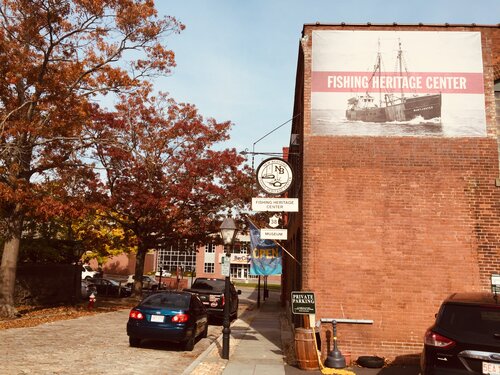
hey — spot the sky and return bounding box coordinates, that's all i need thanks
[149,0,499,168]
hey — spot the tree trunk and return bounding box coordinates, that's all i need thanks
[132,242,147,297]
[0,216,23,318]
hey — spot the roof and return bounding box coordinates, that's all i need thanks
[302,22,500,30]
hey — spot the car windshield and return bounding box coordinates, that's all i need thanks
[191,279,225,292]
[141,293,190,309]
[438,303,500,344]
[107,279,120,286]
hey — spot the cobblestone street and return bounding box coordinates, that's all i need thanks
[0,308,222,375]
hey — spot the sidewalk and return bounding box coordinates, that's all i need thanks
[183,289,284,375]
[184,288,420,375]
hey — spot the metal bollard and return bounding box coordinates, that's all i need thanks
[324,320,346,369]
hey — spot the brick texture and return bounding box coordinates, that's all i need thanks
[285,24,500,361]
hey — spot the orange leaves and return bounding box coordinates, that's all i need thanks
[74,0,106,16]
[0,0,183,189]
[135,44,176,73]
[115,0,155,28]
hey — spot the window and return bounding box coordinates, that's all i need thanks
[142,293,190,309]
[191,278,225,292]
[204,244,215,253]
[438,304,500,342]
[232,242,249,254]
[204,263,214,273]
[156,245,196,273]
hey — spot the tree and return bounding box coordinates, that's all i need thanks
[91,88,254,295]
[0,0,183,317]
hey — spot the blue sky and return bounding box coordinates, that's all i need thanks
[152,0,499,167]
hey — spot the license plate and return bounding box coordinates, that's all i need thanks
[483,361,500,375]
[150,314,164,323]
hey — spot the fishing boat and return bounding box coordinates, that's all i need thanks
[346,39,441,123]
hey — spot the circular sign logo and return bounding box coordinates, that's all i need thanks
[256,158,293,195]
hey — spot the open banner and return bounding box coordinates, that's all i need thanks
[248,221,282,276]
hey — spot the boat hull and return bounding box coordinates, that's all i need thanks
[403,94,441,121]
[346,94,441,123]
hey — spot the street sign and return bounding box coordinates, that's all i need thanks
[268,214,280,228]
[251,197,299,212]
[260,228,287,240]
[492,274,500,286]
[221,255,230,277]
[492,274,500,293]
[291,291,316,315]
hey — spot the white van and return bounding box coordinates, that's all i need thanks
[81,264,99,280]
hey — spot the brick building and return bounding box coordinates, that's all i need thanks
[194,235,281,285]
[92,234,282,285]
[284,23,500,361]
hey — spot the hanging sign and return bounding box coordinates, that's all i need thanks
[248,221,282,276]
[256,158,293,195]
[261,228,287,240]
[252,197,299,212]
[268,214,280,228]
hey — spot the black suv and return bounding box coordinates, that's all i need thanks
[420,292,500,375]
[185,278,241,321]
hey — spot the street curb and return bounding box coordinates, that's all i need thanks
[181,332,225,375]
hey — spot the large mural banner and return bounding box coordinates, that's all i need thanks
[311,31,486,137]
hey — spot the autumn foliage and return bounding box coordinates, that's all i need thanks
[0,1,251,316]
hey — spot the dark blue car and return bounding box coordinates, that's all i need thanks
[127,291,208,351]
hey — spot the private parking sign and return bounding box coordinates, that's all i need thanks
[291,291,316,315]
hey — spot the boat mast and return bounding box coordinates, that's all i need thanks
[367,38,383,106]
[377,38,382,107]
[397,38,404,100]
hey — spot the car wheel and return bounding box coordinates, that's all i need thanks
[201,324,208,339]
[357,356,385,368]
[183,336,195,351]
[129,337,141,347]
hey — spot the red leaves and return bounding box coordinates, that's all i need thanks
[93,89,252,248]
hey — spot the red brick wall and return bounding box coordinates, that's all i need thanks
[287,24,500,361]
[97,252,156,276]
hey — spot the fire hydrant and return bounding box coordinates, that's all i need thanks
[88,292,96,309]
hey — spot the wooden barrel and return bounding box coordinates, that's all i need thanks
[294,327,320,370]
